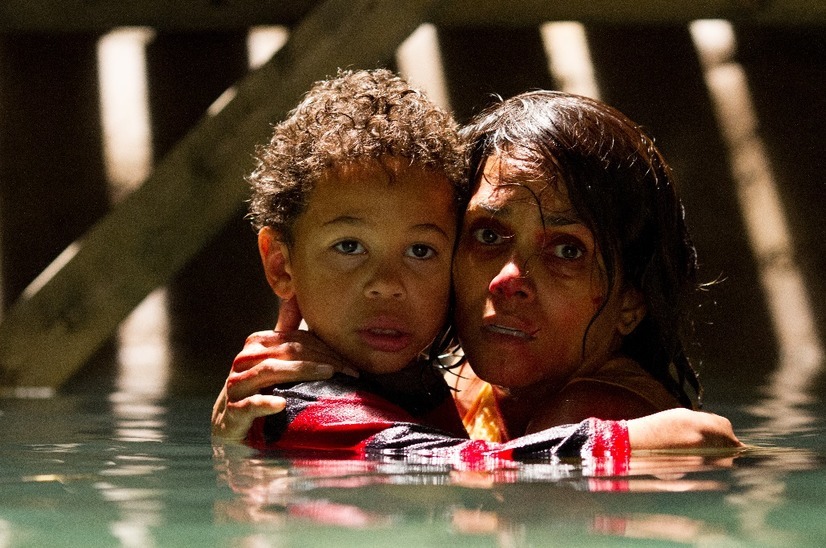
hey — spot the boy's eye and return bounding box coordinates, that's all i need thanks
[472,227,506,245]
[551,242,584,260]
[333,240,365,255]
[406,244,436,260]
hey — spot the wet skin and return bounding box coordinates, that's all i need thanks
[261,158,457,376]
[453,154,643,397]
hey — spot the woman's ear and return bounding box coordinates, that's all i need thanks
[617,287,646,336]
[258,227,295,300]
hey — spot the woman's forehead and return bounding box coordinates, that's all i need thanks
[474,154,574,216]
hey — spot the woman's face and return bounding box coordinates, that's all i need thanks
[452,154,640,390]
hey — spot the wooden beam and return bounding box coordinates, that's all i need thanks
[0,0,437,389]
[431,0,826,27]
[0,1,316,32]
[1,0,825,31]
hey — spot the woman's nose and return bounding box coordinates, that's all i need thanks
[489,260,534,300]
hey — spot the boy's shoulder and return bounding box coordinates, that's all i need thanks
[272,372,451,419]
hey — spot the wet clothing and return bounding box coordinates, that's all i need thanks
[571,356,682,410]
[450,362,510,443]
[451,358,680,443]
[247,373,630,469]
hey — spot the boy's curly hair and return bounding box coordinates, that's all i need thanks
[248,69,467,242]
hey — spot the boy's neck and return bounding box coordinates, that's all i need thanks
[360,361,449,416]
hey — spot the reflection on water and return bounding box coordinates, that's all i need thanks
[1,393,824,546]
[210,440,823,545]
[213,448,735,531]
[208,411,825,546]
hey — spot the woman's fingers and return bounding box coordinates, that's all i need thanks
[225,358,334,402]
[212,392,287,441]
[232,329,350,384]
[216,308,354,440]
[233,339,339,371]
[274,297,303,332]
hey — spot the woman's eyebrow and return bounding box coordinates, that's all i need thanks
[542,213,581,227]
[475,201,581,227]
[476,202,505,216]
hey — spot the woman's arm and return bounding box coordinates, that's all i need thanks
[627,408,743,450]
[214,304,742,452]
[250,374,633,469]
[211,299,339,440]
[526,379,664,433]
[527,381,742,451]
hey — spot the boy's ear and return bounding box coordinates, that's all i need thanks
[258,227,295,300]
[616,287,646,336]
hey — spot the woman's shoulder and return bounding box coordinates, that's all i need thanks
[525,358,682,432]
[564,357,681,414]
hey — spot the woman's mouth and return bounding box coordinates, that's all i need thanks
[485,323,536,341]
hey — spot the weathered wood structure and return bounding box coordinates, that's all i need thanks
[0,1,824,396]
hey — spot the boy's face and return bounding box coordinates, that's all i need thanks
[269,158,456,375]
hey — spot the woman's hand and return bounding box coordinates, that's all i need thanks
[211,298,344,441]
[626,408,745,451]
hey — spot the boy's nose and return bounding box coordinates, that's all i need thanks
[489,260,534,300]
[365,264,406,300]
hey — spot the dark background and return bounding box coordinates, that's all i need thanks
[0,3,823,409]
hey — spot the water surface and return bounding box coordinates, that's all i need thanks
[1,388,824,547]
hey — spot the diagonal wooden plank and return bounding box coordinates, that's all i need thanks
[0,0,437,389]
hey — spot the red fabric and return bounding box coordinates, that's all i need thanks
[247,416,266,448]
[582,417,631,477]
[275,391,412,453]
[248,376,631,470]
[587,417,631,460]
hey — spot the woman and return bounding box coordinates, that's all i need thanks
[450,90,703,441]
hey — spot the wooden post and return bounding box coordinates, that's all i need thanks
[0,0,437,389]
[142,31,275,383]
[3,1,826,29]
[0,33,109,308]
[587,25,780,386]
[437,26,554,123]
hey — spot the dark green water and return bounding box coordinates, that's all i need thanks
[1,388,824,547]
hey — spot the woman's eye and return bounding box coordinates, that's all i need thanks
[333,240,365,255]
[472,227,505,245]
[552,243,584,260]
[406,244,436,260]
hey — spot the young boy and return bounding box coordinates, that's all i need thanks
[245,68,472,450]
[214,69,739,464]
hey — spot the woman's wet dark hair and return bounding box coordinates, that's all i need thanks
[460,90,702,408]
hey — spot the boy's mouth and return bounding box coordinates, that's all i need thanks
[357,328,412,353]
